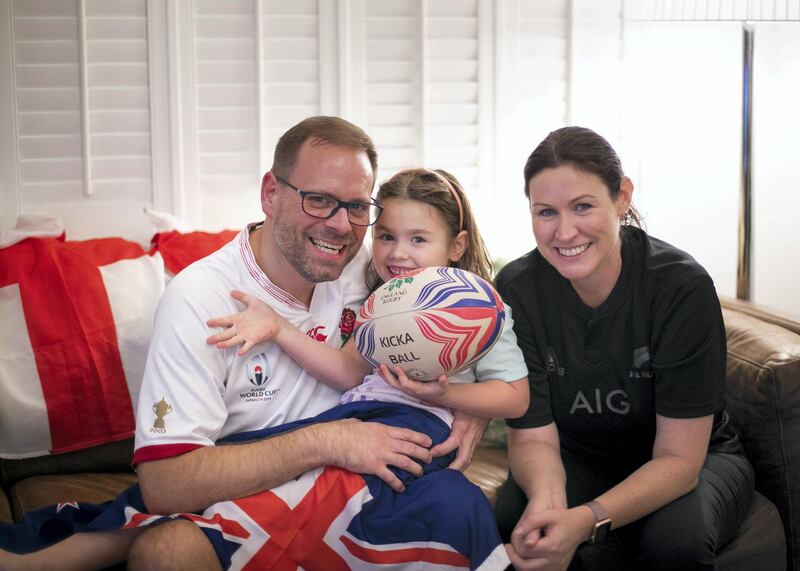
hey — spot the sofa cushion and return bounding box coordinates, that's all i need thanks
[716,491,786,570]
[10,472,138,521]
[0,438,134,486]
[150,230,238,276]
[722,306,800,571]
[464,447,509,506]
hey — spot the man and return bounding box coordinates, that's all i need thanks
[127,117,487,569]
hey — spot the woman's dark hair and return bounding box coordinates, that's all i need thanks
[523,126,642,228]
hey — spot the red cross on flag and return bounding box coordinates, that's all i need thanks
[0,234,164,458]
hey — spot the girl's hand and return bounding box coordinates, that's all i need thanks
[377,364,449,403]
[431,410,489,470]
[206,290,284,355]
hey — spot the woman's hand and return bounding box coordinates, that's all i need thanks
[377,364,449,403]
[507,505,594,570]
[509,495,557,556]
[206,290,285,355]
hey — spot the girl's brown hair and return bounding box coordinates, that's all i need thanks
[366,168,493,289]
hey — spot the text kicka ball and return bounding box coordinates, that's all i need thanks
[354,266,505,381]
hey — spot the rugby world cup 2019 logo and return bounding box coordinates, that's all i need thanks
[248,353,270,386]
[240,352,281,403]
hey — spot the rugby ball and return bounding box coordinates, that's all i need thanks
[354,266,505,381]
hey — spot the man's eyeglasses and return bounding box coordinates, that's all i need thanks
[275,175,383,227]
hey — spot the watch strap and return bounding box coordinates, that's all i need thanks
[585,500,610,522]
[584,500,612,544]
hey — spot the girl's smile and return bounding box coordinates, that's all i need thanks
[371,198,466,284]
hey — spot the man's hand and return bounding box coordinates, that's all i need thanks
[322,419,434,492]
[206,290,285,355]
[431,410,489,471]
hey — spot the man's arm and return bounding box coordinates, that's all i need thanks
[139,418,435,514]
[137,266,433,513]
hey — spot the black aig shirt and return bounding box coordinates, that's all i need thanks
[497,228,739,476]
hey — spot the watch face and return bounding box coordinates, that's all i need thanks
[591,518,612,544]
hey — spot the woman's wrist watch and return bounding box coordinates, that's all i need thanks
[584,500,612,544]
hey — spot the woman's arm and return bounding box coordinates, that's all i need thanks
[207,290,370,390]
[377,364,529,419]
[505,423,579,567]
[508,424,567,513]
[588,414,712,528]
[507,415,713,571]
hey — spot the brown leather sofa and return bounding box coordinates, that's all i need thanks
[2,298,799,570]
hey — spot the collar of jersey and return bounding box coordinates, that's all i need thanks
[239,222,306,310]
[557,239,633,320]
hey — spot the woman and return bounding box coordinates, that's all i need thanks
[494,126,753,570]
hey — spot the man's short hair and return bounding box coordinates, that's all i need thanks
[272,116,378,188]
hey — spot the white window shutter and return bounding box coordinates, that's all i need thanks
[84,0,151,198]
[359,0,486,199]
[363,0,422,178]
[192,0,321,230]
[260,0,320,166]
[425,0,481,195]
[193,0,259,229]
[12,0,152,241]
[14,0,84,198]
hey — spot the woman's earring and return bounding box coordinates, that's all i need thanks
[620,209,632,226]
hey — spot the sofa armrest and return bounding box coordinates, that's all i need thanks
[722,306,800,570]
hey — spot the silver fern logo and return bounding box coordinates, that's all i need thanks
[630,346,653,378]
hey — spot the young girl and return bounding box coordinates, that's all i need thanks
[0,168,528,571]
[207,167,529,438]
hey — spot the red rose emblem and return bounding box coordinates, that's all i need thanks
[339,307,356,342]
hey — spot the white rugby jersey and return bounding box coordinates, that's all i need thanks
[133,223,370,465]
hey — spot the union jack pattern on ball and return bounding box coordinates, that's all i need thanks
[355,267,505,381]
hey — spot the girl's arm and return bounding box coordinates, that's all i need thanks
[377,364,529,419]
[207,290,371,390]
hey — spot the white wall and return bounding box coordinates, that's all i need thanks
[750,23,800,315]
[621,21,742,300]
[621,15,800,316]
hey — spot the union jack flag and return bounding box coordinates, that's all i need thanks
[0,402,509,570]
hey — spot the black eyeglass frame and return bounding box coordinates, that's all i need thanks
[274,174,383,227]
